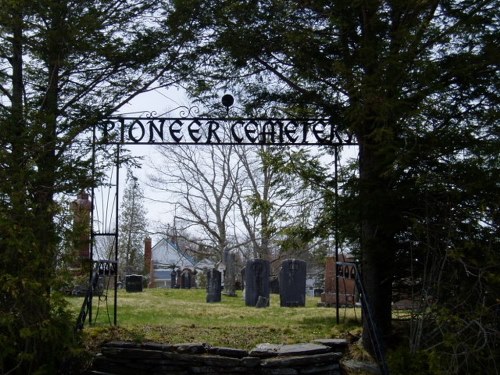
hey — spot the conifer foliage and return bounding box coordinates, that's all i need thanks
[0,0,189,372]
[118,172,148,280]
[169,0,499,371]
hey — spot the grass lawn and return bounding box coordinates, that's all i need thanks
[67,288,363,351]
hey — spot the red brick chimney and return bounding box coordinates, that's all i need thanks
[144,237,153,287]
[72,191,92,260]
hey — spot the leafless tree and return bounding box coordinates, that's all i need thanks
[148,143,241,259]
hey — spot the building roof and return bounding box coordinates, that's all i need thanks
[152,238,195,270]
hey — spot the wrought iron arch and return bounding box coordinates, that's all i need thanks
[81,99,358,329]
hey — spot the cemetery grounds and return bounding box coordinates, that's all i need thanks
[66,288,362,352]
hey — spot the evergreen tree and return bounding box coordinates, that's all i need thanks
[118,173,148,280]
[0,0,192,372]
[170,0,499,366]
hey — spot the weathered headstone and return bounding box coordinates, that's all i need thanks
[170,270,177,288]
[223,250,237,296]
[180,268,194,289]
[176,269,182,288]
[245,259,270,307]
[125,274,143,292]
[206,268,222,303]
[320,254,357,306]
[279,259,306,307]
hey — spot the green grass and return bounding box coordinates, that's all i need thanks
[67,288,362,351]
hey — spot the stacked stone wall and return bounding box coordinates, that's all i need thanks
[87,339,348,375]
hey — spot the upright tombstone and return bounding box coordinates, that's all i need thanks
[125,274,143,292]
[223,250,237,296]
[206,268,222,303]
[180,269,193,289]
[176,269,182,288]
[320,254,357,306]
[245,259,270,307]
[170,270,177,288]
[279,259,307,307]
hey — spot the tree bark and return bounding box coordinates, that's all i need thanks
[358,129,397,354]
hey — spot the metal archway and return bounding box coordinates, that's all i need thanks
[80,98,358,329]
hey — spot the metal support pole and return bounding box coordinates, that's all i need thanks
[89,124,97,326]
[334,146,340,324]
[114,145,120,326]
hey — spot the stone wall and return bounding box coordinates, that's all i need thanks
[86,339,348,375]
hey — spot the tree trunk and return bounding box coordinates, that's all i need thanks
[358,131,397,355]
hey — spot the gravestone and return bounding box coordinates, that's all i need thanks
[176,269,182,288]
[245,259,270,307]
[170,270,177,288]
[320,254,357,306]
[279,259,306,307]
[180,269,194,289]
[125,274,143,292]
[223,250,237,296]
[206,268,222,303]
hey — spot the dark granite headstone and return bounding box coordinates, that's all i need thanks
[245,259,270,307]
[170,270,177,288]
[176,269,182,289]
[125,274,143,292]
[180,269,193,289]
[223,250,237,296]
[279,259,306,307]
[206,268,222,303]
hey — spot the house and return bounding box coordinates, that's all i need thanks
[145,238,196,288]
[143,238,219,288]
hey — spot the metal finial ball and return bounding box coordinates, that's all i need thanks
[221,94,234,108]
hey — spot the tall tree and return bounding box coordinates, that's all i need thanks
[234,145,328,266]
[118,172,148,280]
[171,0,499,360]
[148,143,240,260]
[0,0,192,372]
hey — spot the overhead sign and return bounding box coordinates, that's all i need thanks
[99,117,357,146]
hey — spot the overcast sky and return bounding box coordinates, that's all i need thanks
[91,86,358,244]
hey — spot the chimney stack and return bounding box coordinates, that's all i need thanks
[144,237,153,286]
[72,191,92,260]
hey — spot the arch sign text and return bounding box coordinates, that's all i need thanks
[100,117,356,146]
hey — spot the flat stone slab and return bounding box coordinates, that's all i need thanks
[172,343,209,354]
[312,339,348,351]
[208,346,248,358]
[261,352,341,367]
[250,343,331,358]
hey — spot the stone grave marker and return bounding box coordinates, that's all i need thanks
[125,274,143,292]
[245,259,270,307]
[180,268,193,289]
[279,259,306,307]
[206,268,222,303]
[223,250,237,296]
[170,269,177,288]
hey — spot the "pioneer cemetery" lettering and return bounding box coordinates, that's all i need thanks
[100,117,356,146]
